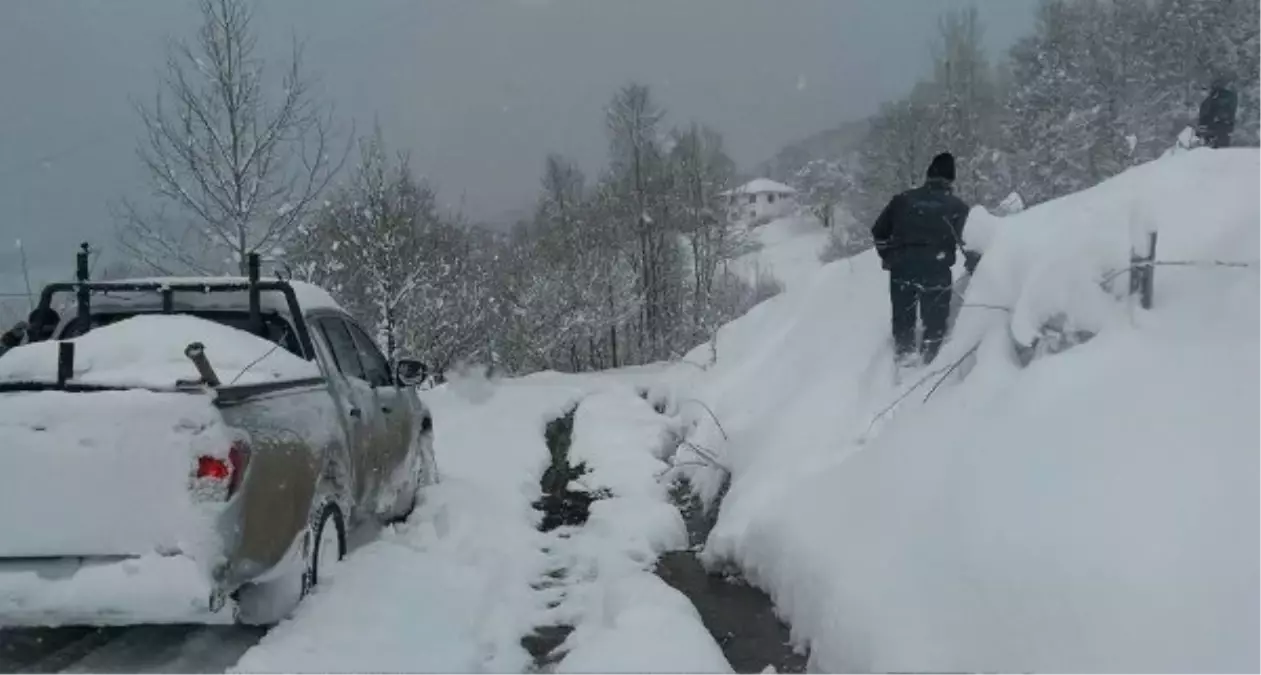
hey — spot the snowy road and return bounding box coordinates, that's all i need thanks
[0,625,263,673]
[0,376,728,674]
[0,523,386,673]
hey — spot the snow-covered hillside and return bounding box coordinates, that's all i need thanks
[729,215,830,291]
[661,148,1259,672]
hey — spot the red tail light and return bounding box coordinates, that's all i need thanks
[197,456,230,480]
[193,441,250,499]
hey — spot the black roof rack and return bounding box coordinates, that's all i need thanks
[29,249,316,361]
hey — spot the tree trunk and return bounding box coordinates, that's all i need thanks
[386,306,396,361]
[609,323,619,369]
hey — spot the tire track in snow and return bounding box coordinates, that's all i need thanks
[0,626,121,673]
[655,552,807,674]
[0,522,387,672]
[0,625,263,674]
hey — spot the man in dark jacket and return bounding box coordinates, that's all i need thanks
[871,152,970,365]
[1197,77,1237,149]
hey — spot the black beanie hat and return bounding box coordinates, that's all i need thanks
[927,152,956,182]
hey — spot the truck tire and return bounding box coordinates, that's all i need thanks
[235,500,344,625]
[401,429,439,520]
[307,501,346,589]
[233,526,315,626]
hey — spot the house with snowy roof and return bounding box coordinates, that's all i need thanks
[721,178,798,224]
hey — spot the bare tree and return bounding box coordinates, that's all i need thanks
[853,97,938,225]
[399,218,503,374]
[670,123,743,344]
[927,7,996,204]
[95,259,146,281]
[118,0,347,275]
[793,157,854,229]
[295,124,430,358]
[606,82,670,359]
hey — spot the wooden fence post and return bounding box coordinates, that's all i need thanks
[1130,231,1158,309]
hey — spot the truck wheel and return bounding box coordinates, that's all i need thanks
[233,530,311,626]
[393,431,438,522]
[307,501,346,589]
[233,502,346,626]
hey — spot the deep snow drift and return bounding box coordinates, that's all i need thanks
[661,148,1259,672]
[232,372,728,673]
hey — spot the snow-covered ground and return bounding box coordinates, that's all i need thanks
[4,150,1253,673]
[729,214,830,291]
[650,148,1259,672]
[232,371,729,673]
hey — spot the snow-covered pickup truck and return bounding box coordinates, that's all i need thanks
[0,257,436,626]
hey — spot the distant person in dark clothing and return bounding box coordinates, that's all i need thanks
[1197,76,1238,149]
[24,307,60,343]
[871,152,970,366]
[0,307,61,358]
[0,321,26,357]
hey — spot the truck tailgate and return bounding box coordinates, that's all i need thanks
[0,389,231,559]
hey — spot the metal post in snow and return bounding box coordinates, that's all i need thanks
[57,341,74,388]
[75,243,90,330]
[247,253,262,337]
[1142,231,1157,309]
[1130,231,1158,310]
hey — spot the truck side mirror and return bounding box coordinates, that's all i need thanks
[395,359,428,386]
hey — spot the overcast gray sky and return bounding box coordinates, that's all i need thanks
[0,0,1037,296]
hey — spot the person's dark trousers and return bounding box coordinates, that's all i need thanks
[889,262,953,363]
[1210,131,1232,148]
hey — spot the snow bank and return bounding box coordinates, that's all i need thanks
[0,314,319,388]
[671,251,890,508]
[660,149,1258,672]
[234,375,726,672]
[951,148,1259,355]
[543,389,729,673]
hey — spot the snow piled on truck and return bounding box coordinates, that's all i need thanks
[661,148,1258,672]
[0,314,319,388]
